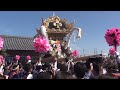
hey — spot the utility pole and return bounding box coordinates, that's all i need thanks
[83,49,85,56]
[94,48,95,55]
[94,48,97,55]
[101,50,103,55]
[95,48,97,55]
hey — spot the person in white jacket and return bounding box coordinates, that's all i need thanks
[0,55,5,76]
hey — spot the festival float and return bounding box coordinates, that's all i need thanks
[34,14,82,63]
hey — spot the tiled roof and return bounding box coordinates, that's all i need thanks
[0,35,35,50]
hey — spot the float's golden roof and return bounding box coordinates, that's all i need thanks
[43,15,74,34]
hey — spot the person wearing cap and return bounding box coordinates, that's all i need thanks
[0,55,5,76]
[3,64,11,79]
[114,51,120,72]
[36,57,42,66]
[115,52,120,63]
[9,65,20,79]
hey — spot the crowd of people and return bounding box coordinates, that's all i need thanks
[0,51,120,79]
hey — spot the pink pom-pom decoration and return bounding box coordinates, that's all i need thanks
[0,37,4,50]
[33,36,51,53]
[71,50,79,57]
[15,55,20,60]
[26,55,31,60]
[109,47,116,55]
[105,28,120,47]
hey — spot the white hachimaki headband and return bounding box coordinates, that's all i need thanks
[116,52,119,56]
[12,65,19,71]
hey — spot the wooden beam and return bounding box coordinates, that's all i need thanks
[41,56,90,63]
[41,56,65,63]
